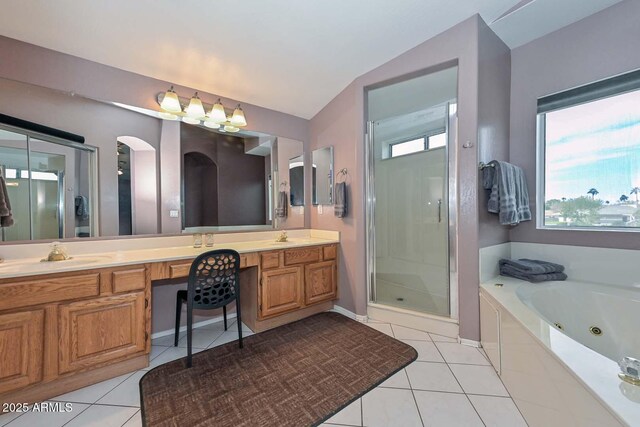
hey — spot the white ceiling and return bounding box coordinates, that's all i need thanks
[0,0,622,119]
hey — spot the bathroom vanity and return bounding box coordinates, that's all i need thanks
[0,230,339,404]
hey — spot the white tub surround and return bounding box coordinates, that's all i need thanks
[0,229,339,279]
[479,242,640,427]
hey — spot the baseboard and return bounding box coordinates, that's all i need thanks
[150,312,238,339]
[332,304,368,322]
[367,303,459,338]
[459,337,481,348]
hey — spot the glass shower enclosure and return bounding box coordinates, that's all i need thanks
[366,66,458,319]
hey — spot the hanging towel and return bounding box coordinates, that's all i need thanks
[75,195,90,220]
[0,170,14,228]
[499,258,565,274]
[482,160,531,226]
[334,182,347,218]
[275,191,288,218]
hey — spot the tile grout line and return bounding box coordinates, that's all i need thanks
[120,409,140,427]
[431,336,488,426]
[409,389,426,427]
[60,402,93,427]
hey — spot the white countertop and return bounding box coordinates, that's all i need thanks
[0,229,339,279]
[481,277,640,426]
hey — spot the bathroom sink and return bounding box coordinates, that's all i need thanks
[0,255,114,274]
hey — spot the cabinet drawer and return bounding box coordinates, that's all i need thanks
[261,252,281,270]
[112,268,146,293]
[322,245,337,261]
[241,253,259,268]
[169,262,193,279]
[0,273,100,310]
[284,247,320,266]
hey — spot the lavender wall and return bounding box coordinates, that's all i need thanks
[509,0,640,249]
[477,19,512,248]
[310,16,488,340]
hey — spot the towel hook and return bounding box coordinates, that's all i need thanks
[335,168,348,183]
[279,180,289,189]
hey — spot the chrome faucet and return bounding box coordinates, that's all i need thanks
[619,357,640,386]
[46,242,70,262]
[275,230,288,243]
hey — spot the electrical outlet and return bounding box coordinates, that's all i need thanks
[318,205,323,214]
[169,210,179,218]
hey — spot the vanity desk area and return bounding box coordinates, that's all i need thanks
[0,229,339,404]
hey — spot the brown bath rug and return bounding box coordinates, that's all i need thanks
[139,312,417,427]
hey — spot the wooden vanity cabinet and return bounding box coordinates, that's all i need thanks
[255,245,338,324]
[0,265,151,404]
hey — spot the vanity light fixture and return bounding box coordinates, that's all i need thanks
[157,90,248,132]
[230,104,247,127]
[160,86,182,113]
[185,92,206,119]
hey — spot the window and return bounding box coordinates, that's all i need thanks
[390,137,425,157]
[428,132,446,149]
[537,70,640,230]
[389,131,447,158]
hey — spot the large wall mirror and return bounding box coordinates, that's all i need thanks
[0,77,305,243]
[312,146,334,205]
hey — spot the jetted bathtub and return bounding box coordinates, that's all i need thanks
[480,278,640,427]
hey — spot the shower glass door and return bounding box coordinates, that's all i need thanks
[368,104,451,316]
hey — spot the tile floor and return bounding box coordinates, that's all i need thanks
[0,317,527,427]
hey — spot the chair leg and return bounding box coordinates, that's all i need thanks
[187,299,193,368]
[236,296,243,349]
[223,305,227,331]
[174,293,182,347]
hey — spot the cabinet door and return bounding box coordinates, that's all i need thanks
[260,267,303,319]
[0,309,44,394]
[59,292,146,374]
[305,261,337,305]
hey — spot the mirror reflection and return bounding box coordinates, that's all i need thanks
[0,77,306,243]
[312,146,334,205]
[181,125,276,230]
[0,127,96,242]
[289,155,304,207]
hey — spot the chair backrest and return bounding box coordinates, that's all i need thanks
[187,249,241,310]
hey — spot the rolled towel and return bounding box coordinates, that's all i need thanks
[499,258,564,274]
[500,264,567,283]
[275,191,288,218]
[334,182,347,218]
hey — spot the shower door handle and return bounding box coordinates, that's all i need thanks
[437,199,442,223]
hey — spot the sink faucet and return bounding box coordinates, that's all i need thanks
[46,242,70,262]
[275,230,288,243]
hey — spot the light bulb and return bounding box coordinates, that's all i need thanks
[224,125,240,133]
[203,121,219,129]
[160,86,182,113]
[185,92,206,119]
[208,98,227,124]
[230,104,247,127]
